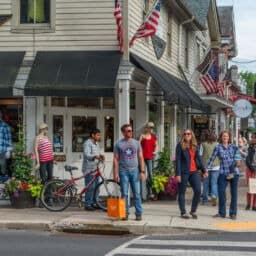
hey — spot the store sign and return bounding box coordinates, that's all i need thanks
[232,99,253,118]
[151,35,166,60]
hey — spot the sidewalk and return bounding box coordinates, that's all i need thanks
[0,186,255,235]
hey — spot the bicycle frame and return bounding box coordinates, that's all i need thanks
[55,167,103,199]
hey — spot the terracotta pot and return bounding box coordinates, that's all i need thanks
[10,190,35,209]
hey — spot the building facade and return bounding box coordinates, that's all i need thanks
[0,0,237,179]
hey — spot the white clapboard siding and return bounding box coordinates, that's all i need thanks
[129,0,182,80]
[0,0,119,53]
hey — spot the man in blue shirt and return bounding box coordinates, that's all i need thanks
[113,124,145,221]
[0,110,12,175]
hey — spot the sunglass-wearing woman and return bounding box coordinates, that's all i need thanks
[175,129,208,219]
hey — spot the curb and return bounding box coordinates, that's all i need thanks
[0,221,52,231]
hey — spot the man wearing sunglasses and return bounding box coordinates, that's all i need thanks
[113,124,145,221]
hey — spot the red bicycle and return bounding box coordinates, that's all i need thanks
[40,162,120,212]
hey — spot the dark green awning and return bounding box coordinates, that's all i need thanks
[25,51,121,97]
[131,54,209,112]
[0,52,25,97]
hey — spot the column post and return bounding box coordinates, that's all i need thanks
[116,61,134,139]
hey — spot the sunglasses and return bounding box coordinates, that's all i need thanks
[184,132,191,135]
[126,129,133,133]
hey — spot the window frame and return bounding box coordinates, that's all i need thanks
[11,0,56,33]
[167,14,172,58]
[184,28,190,69]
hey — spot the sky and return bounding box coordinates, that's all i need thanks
[217,0,256,72]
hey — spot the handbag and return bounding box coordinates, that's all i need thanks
[249,172,256,194]
[107,197,126,219]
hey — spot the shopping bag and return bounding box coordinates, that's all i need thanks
[107,197,126,219]
[248,178,256,194]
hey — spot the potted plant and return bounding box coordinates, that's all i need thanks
[5,127,42,208]
[152,147,177,200]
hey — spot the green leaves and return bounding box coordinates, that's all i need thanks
[152,175,168,194]
[153,147,174,176]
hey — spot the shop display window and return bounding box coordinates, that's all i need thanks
[104,116,114,152]
[53,115,64,152]
[0,100,23,143]
[72,116,96,152]
[68,97,100,108]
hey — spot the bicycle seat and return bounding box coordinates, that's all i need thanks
[64,165,78,172]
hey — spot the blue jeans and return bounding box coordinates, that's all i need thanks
[84,174,99,207]
[202,171,219,202]
[39,161,53,184]
[218,174,239,217]
[140,159,153,198]
[178,172,201,215]
[119,170,143,216]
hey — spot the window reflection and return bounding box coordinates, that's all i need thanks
[104,116,114,152]
[72,116,96,152]
[53,115,64,152]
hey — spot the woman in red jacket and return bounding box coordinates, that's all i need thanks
[175,129,208,219]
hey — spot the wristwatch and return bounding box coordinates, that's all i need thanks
[140,170,145,173]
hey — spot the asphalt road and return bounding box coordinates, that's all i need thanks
[1,230,256,256]
[0,230,132,256]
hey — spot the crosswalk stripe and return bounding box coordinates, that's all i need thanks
[105,236,256,256]
[133,239,256,247]
[111,248,256,256]
[105,235,146,256]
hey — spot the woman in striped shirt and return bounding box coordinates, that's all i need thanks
[34,123,54,183]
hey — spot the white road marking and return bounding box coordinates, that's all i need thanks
[105,236,256,256]
[105,235,146,256]
[133,239,256,247]
[109,248,256,256]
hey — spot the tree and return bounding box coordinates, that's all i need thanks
[240,71,256,96]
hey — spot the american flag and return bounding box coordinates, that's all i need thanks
[114,0,124,53]
[197,50,212,74]
[217,82,225,97]
[129,0,161,47]
[199,60,218,94]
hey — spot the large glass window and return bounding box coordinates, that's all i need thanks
[72,116,97,152]
[20,0,50,24]
[104,116,114,152]
[53,115,64,153]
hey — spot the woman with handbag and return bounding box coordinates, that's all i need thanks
[175,129,208,219]
[245,133,256,211]
[207,130,241,219]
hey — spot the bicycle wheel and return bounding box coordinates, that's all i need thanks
[94,179,121,211]
[40,179,73,211]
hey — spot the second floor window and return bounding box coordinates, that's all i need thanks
[167,15,172,58]
[20,0,50,24]
[184,29,189,69]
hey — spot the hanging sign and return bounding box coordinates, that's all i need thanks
[232,99,253,118]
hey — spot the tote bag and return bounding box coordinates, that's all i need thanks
[248,178,256,194]
[107,197,126,219]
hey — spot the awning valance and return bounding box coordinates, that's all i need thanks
[25,51,121,97]
[131,54,209,111]
[0,52,25,97]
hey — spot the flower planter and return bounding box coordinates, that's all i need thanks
[10,191,35,209]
